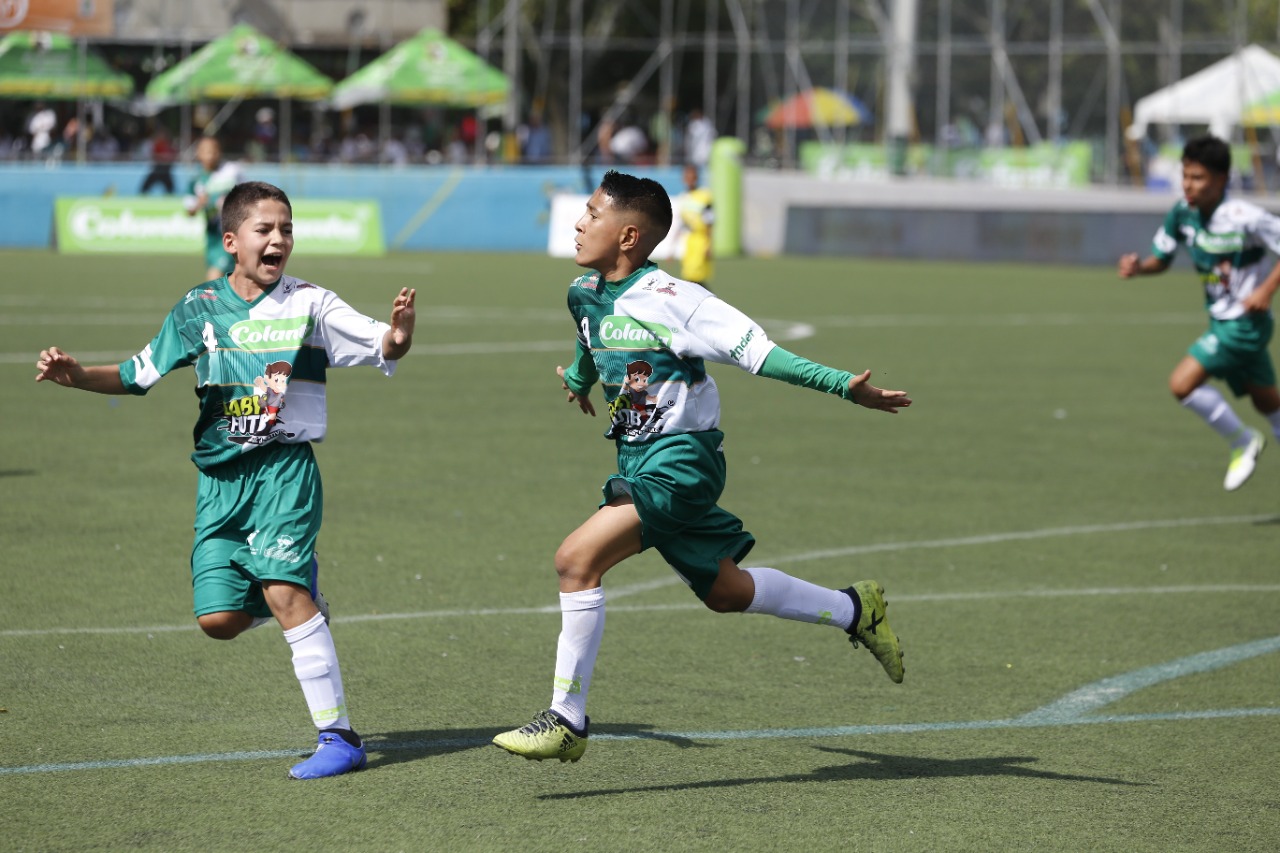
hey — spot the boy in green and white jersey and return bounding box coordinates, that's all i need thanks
[494,170,910,763]
[184,136,245,282]
[36,181,417,780]
[1119,135,1280,491]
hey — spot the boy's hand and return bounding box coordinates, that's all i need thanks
[557,365,596,416]
[847,370,912,413]
[381,288,416,360]
[1117,253,1141,278]
[390,288,416,344]
[35,347,85,387]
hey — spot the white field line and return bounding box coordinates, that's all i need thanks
[2,513,1275,638]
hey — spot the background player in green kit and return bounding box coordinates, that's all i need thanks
[184,135,245,282]
[493,170,911,763]
[35,181,416,780]
[1119,135,1280,491]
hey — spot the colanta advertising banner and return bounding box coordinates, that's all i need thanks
[54,196,386,256]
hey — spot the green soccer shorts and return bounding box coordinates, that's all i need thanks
[1188,313,1276,397]
[190,441,323,618]
[603,430,755,601]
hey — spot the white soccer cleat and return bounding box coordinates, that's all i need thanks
[1224,429,1265,491]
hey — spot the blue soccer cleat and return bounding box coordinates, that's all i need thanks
[288,731,366,779]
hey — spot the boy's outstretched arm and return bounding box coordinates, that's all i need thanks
[382,288,416,360]
[846,369,911,413]
[35,347,127,394]
[755,347,910,413]
[1117,253,1170,278]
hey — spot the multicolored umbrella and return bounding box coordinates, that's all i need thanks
[143,23,333,107]
[0,30,134,99]
[328,28,509,110]
[762,87,872,130]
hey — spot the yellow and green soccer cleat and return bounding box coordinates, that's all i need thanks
[844,581,904,683]
[1224,429,1265,491]
[493,710,588,763]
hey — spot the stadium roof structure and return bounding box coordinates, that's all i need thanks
[1128,44,1280,140]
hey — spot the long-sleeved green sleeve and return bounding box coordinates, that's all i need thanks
[757,346,855,401]
[561,338,599,396]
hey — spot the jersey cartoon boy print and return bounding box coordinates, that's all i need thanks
[118,274,396,469]
[564,263,775,444]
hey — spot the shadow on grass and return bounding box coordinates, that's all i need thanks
[537,745,1149,799]
[0,470,36,478]
[366,721,706,769]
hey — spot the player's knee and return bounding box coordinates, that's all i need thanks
[553,539,607,589]
[702,589,744,613]
[197,611,247,640]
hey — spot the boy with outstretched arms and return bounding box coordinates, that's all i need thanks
[493,170,910,763]
[36,180,416,779]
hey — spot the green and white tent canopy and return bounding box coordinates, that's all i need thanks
[0,30,134,99]
[328,28,508,110]
[143,23,333,107]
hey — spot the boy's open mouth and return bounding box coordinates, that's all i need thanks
[263,252,284,265]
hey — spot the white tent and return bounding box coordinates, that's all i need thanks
[1128,44,1280,140]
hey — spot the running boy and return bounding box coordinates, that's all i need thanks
[1119,135,1280,491]
[184,135,245,282]
[36,181,416,780]
[493,170,910,763]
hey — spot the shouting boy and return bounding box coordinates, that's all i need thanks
[493,170,910,763]
[36,181,416,779]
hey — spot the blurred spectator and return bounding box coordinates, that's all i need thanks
[57,115,82,160]
[684,107,715,167]
[459,113,477,152]
[596,117,615,164]
[609,122,649,164]
[520,113,552,163]
[88,127,121,162]
[382,135,409,166]
[247,107,277,162]
[649,100,673,165]
[27,101,56,160]
[139,127,176,193]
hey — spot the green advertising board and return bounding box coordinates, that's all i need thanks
[799,141,1093,187]
[55,197,385,255]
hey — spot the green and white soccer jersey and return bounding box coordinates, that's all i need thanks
[1152,197,1280,321]
[118,274,395,470]
[564,262,776,444]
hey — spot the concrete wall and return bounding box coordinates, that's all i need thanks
[742,170,1199,266]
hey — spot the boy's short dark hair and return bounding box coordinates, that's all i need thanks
[1182,135,1231,176]
[221,181,292,236]
[599,170,673,248]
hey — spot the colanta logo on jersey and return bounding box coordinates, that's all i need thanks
[228,316,315,351]
[599,315,672,349]
[1194,230,1244,255]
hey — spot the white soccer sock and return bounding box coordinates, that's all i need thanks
[744,566,855,630]
[284,612,352,732]
[549,587,605,732]
[1181,386,1251,446]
